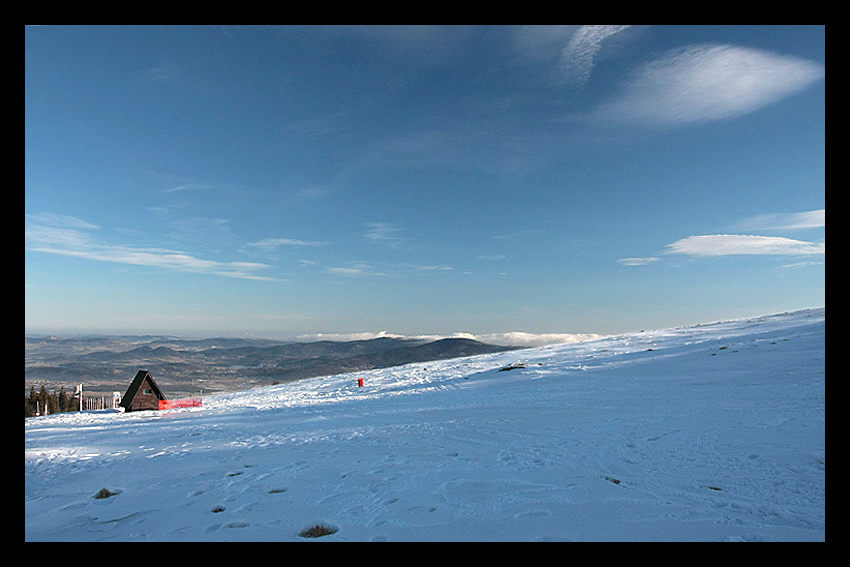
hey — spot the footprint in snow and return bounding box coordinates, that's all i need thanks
[224,521,249,529]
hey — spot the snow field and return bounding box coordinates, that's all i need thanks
[25,308,824,541]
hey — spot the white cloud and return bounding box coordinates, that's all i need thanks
[733,209,824,231]
[617,257,659,266]
[325,263,386,277]
[26,213,280,281]
[559,25,632,87]
[295,330,602,347]
[473,331,603,347]
[297,330,405,342]
[595,44,824,126]
[512,25,579,59]
[665,234,825,256]
[164,183,227,194]
[781,260,824,269]
[25,213,99,230]
[246,237,329,251]
[324,262,451,277]
[364,222,405,249]
[404,264,453,272]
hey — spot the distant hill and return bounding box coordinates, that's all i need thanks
[236,338,515,383]
[25,335,517,397]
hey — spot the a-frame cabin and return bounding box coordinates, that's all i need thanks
[120,370,167,412]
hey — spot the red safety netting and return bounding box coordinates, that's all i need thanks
[159,397,203,410]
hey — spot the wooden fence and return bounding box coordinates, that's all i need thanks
[80,395,121,411]
[70,392,203,412]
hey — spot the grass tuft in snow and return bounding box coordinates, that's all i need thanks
[298,523,339,538]
[93,488,120,499]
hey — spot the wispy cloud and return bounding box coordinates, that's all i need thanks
[494,229,539,241]
[617,257,659,266]
[559,25,632,87]
[398,263,453,272]
[732,209,824,231]
[594,44,824,127]
[782,260,824,269]
[26,213,280,281]
[325,263,387,277]
[512,25,579,60]
[364,222,406,249]
[25,213,99,230]
[164,183,228,194]
[324,261,451,278]
[664,234,825,256]
[245,237,329,251]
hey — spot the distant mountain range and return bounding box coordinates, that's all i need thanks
[25,335,517,398]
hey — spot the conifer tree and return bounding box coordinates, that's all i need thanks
[38,385,49,415]
[59,386,69,412]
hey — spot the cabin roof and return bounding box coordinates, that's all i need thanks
[120,370,166,409]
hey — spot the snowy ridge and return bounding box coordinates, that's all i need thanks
[25,308,824,541]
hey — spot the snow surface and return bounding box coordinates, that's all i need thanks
[25,308,825,541]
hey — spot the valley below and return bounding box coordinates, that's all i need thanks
[25,334,516,399]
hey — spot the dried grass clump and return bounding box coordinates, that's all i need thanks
[93,487,120,499]
[298,523,338,538]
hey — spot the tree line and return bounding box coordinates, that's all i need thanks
[25,385,79,417]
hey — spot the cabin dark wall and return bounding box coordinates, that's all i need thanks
[128,377,163,411]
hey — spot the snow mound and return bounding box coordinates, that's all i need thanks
[25,308,824,541]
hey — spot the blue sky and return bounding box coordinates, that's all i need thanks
[25,25,825,341]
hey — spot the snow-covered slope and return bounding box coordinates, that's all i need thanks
[25,308,825,541]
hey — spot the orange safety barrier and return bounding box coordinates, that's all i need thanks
[159,397,203,410]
